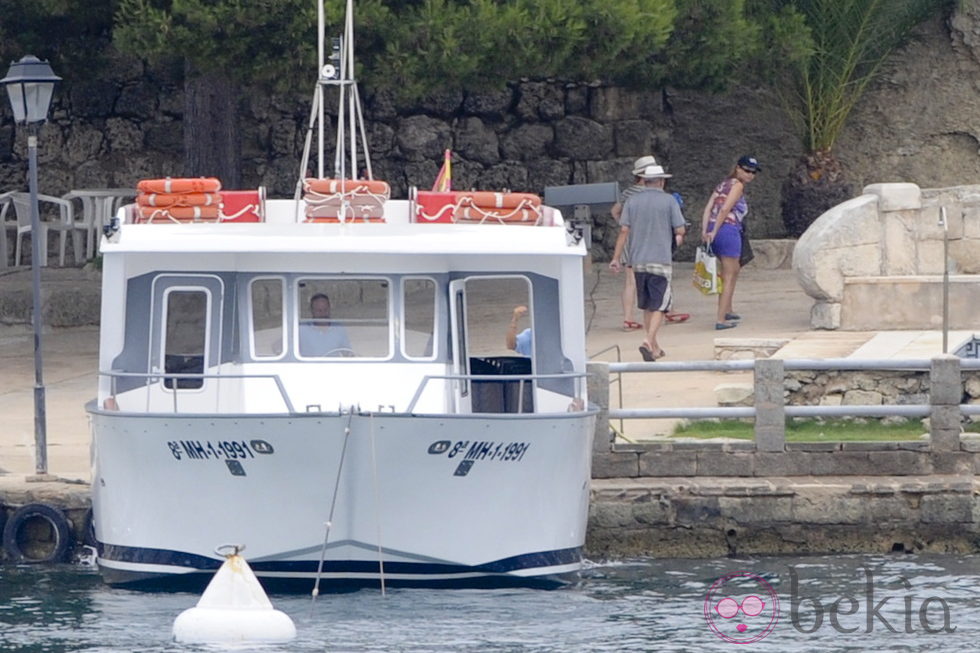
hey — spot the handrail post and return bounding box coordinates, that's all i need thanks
[754,358,785,452]
[929,354,961,452]
[587,361,612,453]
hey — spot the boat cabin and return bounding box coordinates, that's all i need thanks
[97,190,590,419]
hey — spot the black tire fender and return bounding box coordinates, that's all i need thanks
[2,503,72,563]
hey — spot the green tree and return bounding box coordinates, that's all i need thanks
[753,0,956,237]
[112,0,767,182]
[367,0,768,98]
[114,0,322,185]
[0,0,115,79]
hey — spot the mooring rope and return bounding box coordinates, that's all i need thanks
[310,408,354,614]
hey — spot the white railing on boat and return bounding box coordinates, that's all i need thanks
[97,370,590,416]
[102,371,297,413]
[405,372,589,414]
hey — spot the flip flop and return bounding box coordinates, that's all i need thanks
[665,312,690,323]
[639,344,656,362]
[724,313,741,320]
[622,320,643,331]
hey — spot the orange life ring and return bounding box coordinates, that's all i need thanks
[137,192,220,207]
[303,178,390,198]
[305,204,385,221]
[455,192,541,209]
[304,193,386,208]
[137,205,221,222]
[454,206,542,224]
[305,215,386,223]
[137,177,222,194]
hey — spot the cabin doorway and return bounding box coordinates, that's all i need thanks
[149,275,224,391]
[449,276,533,413]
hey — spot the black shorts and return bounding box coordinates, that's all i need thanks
[634,271,671,312]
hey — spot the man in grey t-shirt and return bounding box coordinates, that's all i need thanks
[609,163,686,362]
[299,293,353,357]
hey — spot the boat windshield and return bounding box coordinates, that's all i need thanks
[296,277,390,358]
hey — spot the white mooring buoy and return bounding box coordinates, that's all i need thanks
[172,544,296,644]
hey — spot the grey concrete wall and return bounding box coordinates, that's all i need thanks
[588,476,980,558]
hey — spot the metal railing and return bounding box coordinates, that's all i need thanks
[598,356,980,445]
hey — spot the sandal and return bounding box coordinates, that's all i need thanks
[665,312,690,323]
[622,320,643,331]
[639,344,656,362]
[639,344,666,361]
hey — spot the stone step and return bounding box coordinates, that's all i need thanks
[714,337,789,360]
[842,275,980,330]
[771,332,872,359]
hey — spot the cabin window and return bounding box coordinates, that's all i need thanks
[296,278,390,358]
[163,289,209,389]
[250,277,285,358]
[461,277,532,360]
[403,278,436,358]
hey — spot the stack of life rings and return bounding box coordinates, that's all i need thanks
[303,178,390,223]
[414,190,544,225]
[135,178,223,223]
[452,192,543,225]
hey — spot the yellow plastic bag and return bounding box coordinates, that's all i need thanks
[693,245,723,295]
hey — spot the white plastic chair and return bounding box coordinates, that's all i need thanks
[0,191,14,268]
[11,192,87,267]
[63,189,136,258]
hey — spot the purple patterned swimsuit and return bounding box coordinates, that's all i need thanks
[707,178,746,259]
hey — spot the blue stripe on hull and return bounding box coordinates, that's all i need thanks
[96,542,582,590]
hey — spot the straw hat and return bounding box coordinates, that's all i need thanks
[636,164,672,179]
[631,155,659,176]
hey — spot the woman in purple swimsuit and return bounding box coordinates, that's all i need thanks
[700,155,761,330]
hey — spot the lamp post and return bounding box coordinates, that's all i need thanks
[1,55,61,479]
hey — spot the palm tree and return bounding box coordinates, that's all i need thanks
[769,0,954,236]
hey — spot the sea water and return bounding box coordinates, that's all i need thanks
[0,553,977,652]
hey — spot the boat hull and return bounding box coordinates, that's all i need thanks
[89,409,596,590]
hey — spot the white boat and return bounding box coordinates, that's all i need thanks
[87,0,596,591]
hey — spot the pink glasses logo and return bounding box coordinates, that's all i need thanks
[704,572,780,644]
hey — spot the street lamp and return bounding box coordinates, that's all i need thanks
[1,55,61,479]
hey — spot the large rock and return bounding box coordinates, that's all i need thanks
[553,117,613,160]
[455,117,500,166]
[394,116,452,161]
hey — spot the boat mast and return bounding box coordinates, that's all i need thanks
[296,0,373,200]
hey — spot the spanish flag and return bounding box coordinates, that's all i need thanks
[432,149,452,192]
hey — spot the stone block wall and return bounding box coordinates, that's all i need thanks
[8,5,980,266]
[588,476,980,558]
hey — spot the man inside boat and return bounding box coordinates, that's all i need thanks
[505,305,532,356]
[299,293,353,357]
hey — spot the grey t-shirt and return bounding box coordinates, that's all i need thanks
[620,187,686,266]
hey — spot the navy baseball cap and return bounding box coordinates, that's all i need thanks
[737,155,761,172]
